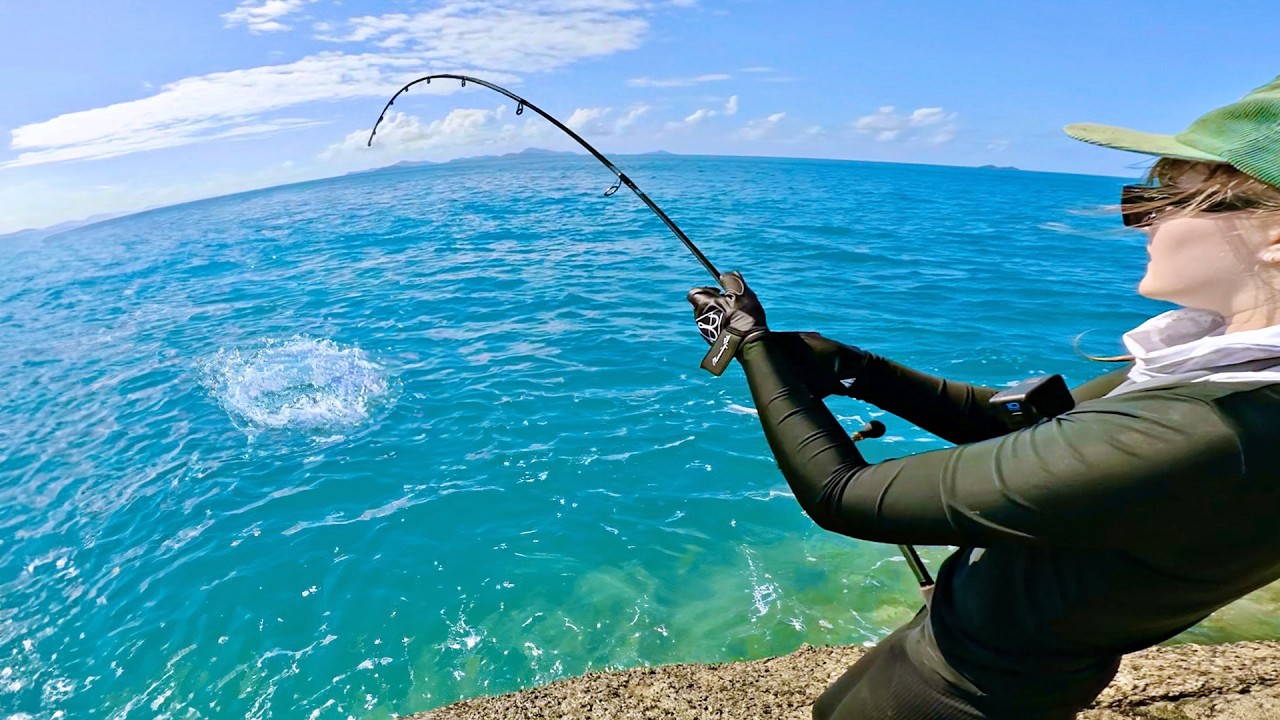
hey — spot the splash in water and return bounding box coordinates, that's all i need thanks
[200,336,394,436]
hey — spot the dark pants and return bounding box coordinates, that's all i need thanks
[813,608,1089,720]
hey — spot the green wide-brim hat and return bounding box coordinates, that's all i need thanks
[1065,75,1280,188]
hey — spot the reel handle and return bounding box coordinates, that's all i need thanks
[851,420,885,442]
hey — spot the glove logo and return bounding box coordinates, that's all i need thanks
[710,333,733,365]
[696,309,722,344]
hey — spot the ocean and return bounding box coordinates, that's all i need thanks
[2,154,1277,718]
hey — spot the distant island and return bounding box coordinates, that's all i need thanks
[346,147,679,177]
[0,211,133,243]
[345,147,576,176]
[977,164,1021,171]
[451,147,580,163]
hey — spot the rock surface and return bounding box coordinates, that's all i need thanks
[409,641,1280,719]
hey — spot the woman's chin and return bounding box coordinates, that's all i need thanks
[1137,277,1158,300]
[1137,275,1179,304]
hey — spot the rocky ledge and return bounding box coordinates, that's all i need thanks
[410,640,1280,720]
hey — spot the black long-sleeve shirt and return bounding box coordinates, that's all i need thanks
[738,333,1280,703]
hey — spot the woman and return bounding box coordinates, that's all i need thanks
[687,76,1280,719]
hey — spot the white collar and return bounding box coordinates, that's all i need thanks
[1110,308,1280,394]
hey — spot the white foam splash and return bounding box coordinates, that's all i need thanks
[201,337,393,435]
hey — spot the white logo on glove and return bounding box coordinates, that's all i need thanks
[696,309,722,343]
[710,333,733,365]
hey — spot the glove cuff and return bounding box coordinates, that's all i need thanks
[739,326,770,350]
[699,326,770,376]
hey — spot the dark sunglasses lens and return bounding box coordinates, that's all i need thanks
[1121,185,1159,228]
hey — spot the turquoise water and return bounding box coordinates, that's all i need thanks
[3,155,1278,718]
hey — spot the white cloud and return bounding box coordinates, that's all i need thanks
[324,107,554,162]
[341,107,501,151]
[319,2,648,71]
[4,53,434,168]
[329,99,650,165]
[223,0,317,34]
[670,95,739,128]
[909,108,949,126]
[532,103,649,137]
[853,105,957,143]
[615,104,650,132]
[7,1,656,168]
[737,112,785,141]
[567,107,611,135]
[627,73,730,88]
[682,108,712,125]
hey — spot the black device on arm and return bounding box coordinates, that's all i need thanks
[988,374,1075,430]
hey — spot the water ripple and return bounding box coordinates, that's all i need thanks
[199,337,396,437]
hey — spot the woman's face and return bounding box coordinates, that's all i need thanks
[1138,213,1251,309]
[1139,211,1280,322]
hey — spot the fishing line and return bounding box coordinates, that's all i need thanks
[367,73,722,285]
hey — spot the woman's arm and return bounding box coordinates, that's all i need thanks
[741,334,1238,549]
[783,332,1134,444]
[843,351,1008,443]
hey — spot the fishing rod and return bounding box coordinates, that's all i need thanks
[366,74,935,596]
[368,73,720,284]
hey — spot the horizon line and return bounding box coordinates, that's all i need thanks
[0,149,1132,240]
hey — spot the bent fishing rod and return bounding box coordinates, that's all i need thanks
[368,74,720,284]
[366,74,935,592]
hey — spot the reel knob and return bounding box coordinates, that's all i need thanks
[851,420,885,443]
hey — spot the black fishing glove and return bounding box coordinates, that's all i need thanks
[687,271,769,375]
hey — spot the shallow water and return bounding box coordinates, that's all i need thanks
[1,155,1276,718]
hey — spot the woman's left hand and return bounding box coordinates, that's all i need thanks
[687,271,769,374]
[686,270,769,345]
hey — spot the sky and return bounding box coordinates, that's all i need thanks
[1,0,1278,234]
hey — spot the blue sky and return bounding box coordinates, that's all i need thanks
[1,0,1277,234]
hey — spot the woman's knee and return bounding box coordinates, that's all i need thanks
[811,659,871,720]
[811,685,839,720]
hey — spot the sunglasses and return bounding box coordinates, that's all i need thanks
[1121,184,1258,228]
